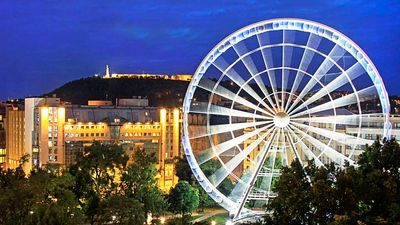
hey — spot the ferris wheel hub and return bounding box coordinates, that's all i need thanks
[273,112,290,128]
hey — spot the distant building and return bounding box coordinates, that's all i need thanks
[102,65,192,81]
[346,115,400,142]
[4,103,25,170]
[4,97,182,191]
[0,104,6,167]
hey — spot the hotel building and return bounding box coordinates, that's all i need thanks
[4,97,182,191]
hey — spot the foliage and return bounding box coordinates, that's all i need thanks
[122,149,167,218]
[0,163,84,225]
[174,156,192,183]
[47,76,189,107]
[0,142,168,225]
[174,156,216,210]
[265,140,400,225]
[168,181,199,216]
[96,196,145,225]
[200,159,235,195]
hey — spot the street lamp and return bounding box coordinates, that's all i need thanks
[160,217,165,224]
[211,221,216,225]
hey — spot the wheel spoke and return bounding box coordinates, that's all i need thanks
[257,33,281,109]
[291,113,385,125]
[197,123,274,165]
[289,62,364,115]
[232,41,277,114]
[189,120,272,139]
[287,126,325,167]
[291,121,374,146]
[255,34,279,112]
[209,127,275,187]
[197,78,275,117]
[233,128,277,218]
[287,44,346,114]
[212,57,272,111]
[285,33,322,111]
[190,103,271,120]
[289,124,354,166]
[290,85,377,118]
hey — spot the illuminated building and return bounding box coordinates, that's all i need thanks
[25,98,65,171]
[102,65,192,81]
[4,97,183,191]
[4,104,25,171]
[0,105,6,167]
[346,114,400,143]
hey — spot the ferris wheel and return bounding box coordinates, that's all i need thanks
[182,18,390,222]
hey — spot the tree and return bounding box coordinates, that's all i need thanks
[174,157,215,211]
[266,140,400,225]
[122,149,167,219]
[265,160,312,225]
[174,157,192,183]
[200,159,234,195]
[168,181,199,216]
[69,142,130,224]
[0,163,84,225]
[28,170,84,225]
[73,142,129,198]
[96,196,145,225]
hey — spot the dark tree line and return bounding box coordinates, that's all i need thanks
[265,139,400,225]
[0,142,174,225]
[47,77,189,107]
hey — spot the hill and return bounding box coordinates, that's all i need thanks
[46,77,190,107]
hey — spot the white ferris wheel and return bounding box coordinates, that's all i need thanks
[182,18,390,222]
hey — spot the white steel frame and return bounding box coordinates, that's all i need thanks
[182,18,390,222]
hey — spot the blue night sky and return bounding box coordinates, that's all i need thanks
[0,0,399,99]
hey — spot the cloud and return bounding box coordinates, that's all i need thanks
[115,25,150,39]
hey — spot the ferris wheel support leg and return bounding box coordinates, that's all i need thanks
[232,130,277,221]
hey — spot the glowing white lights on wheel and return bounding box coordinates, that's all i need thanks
[182,18,390,222]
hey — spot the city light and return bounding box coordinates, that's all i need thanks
[160,217,165,224]
[0,2,398,224]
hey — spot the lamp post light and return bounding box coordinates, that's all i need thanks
[211,220,216,225]
[160,217,165,224]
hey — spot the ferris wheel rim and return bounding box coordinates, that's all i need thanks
[182,18,391,220]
